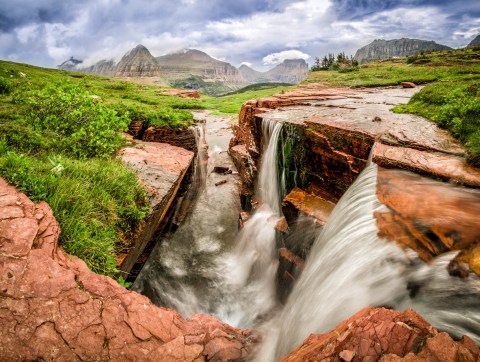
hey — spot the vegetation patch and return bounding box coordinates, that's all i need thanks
[306,47,480,164]
[393,80,480,165]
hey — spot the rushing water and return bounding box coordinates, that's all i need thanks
[134,114,480,360]
[133,115,284,328]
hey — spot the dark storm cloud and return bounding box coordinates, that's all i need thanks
[0,0,478,69]
[0,0,82,32]
[332,0,480,20]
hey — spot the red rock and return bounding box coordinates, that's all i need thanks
[0,177,256,361]
[215,180,228,186]
[275,217,289,233]
[373,143,480,188]
[282,187,335,225]
[279,307,478,362]
[142,126,197,151]
[375,167,480,275]
[401,82,417,88]
[161,89,201,99]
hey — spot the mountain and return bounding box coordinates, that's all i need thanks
[156,49,248,95]
[115,44,161,77]
[58,45,308,95]
[264,59,309,83]
[81,59,116,76]
[354,38,452,64]
[239,59,309,84]
[467,34,480,48]
[58,57,83,70]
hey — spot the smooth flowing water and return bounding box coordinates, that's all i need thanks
[134,114,480,360]
[133,114,284,328]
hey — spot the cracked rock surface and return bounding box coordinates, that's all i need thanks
[0,178,255,361]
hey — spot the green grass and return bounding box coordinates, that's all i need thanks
[305,48,480,87]
[201,84,295,115]
[0,60,206,275]
[393,80,480,165]
[305,47,480,164]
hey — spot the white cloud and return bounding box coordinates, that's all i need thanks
[262,50,310,65]
[15,24,40,44]
[240,61,252,67]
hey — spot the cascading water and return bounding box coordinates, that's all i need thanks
[133,115,285,328]
[254,163,411,361]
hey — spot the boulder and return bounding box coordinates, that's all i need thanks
[279,307,478,362]
[0,177,256,361]
[375,167,480,276]
[401,82,417,88]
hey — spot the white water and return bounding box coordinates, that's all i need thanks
[254,163,411,361]
[133,116,284,329]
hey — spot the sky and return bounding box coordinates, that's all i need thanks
[0,0,479,71]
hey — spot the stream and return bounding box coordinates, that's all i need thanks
[133,113,480,360]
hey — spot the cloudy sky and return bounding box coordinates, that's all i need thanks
[0,0,479,71]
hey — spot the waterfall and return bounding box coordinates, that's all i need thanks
[133,116,285,329]
[254,163,410,361]
[213,118,284,327]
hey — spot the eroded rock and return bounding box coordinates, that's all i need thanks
[0,177,256,361]
[279,307,479,362]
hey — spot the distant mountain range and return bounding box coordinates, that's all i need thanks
[58,45,308,96]
[354,38,452,64]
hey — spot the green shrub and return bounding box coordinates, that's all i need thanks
[25,84,129,159]
[114,104,194,128]
[0,77,13,94]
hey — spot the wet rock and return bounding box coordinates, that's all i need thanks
[279,307,479,362]
[375,167,480,276]
[0,177,256,361]
[401,82,417,88]
[213,166,231,174]
[282,187,335,226]
[238,211,250,229]
[117,140,194,277]
[275,217,289,233]
[373,143,480,187]
[215,180,228,186]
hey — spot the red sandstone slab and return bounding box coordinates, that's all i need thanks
[373,143,480,188]
[279,307,478,362]
[119,140,194,207]
[282,187,335,225]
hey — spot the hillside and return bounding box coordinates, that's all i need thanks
[0,61,204,275]
[354,38,452,63]
[115,44,161,77]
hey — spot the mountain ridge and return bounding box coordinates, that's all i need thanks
[354,38,452,63]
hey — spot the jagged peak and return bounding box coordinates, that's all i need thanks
[123,44,154,58]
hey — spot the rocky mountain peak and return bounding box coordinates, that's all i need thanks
[467,34,480,47]
[115,44,161,77]
[58,56,83,70]
[354,38,452,63]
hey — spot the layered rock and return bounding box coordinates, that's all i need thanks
[156,49,248,96]
[354,38,452,64]
[279,307,479,362]
[230,82,480,286]
[115,44,162,77]
[375,167,480,277]
[82,59,116,76]
[0,177,255,361]
[116,139,194,277]
[238,59,309,84]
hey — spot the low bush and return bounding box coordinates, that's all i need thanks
[0,77,13,94]
[25,84,129,159]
